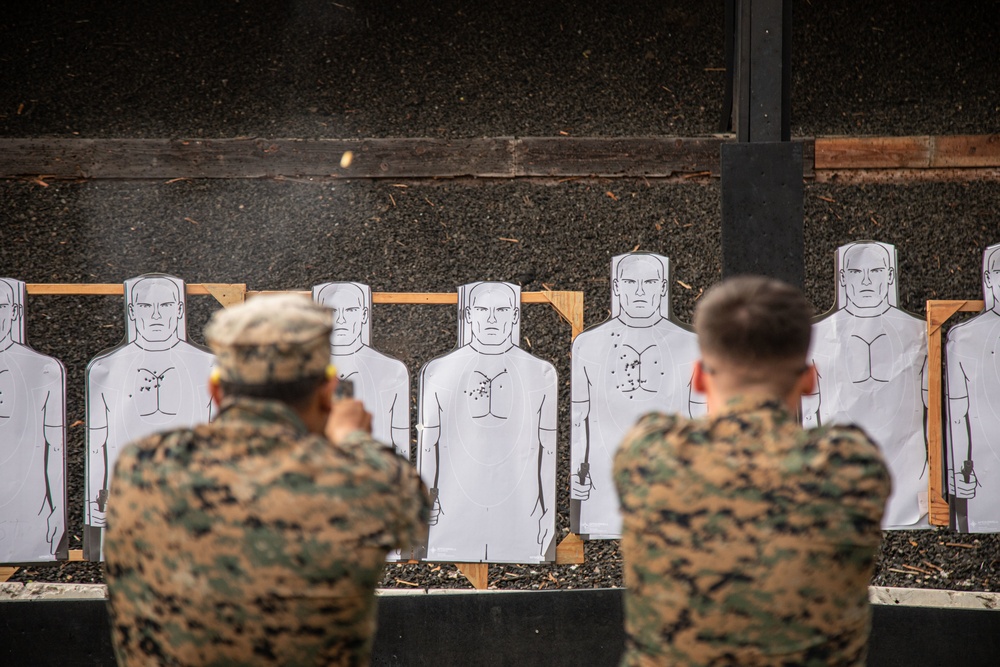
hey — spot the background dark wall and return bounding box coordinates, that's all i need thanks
[2,1,999,590]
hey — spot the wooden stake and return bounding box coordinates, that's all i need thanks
[555,533,585,564]
[0,566,18,583]
[456,563,489,590]
[926,300,986,526]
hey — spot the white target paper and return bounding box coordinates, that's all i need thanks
[944,242,1000,533]
[570,253,703,539]
[313,282,410,458]
[417,281,557,563]
[802,241,929,529]
[84,274,215,560]
[0,278,67,563]
[313,281,413,562]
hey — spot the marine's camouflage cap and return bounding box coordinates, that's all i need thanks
[205,293,333,385]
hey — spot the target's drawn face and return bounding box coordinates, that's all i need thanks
[614,255,667,319]
[128,280,182,343]
[984,249,1000,307]
[0,283,18,342]
[840,245,894,311]
[465,284,519,346]
[327,286,368,346]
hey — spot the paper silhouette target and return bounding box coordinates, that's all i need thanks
[0,278,67,563]
[570,253,703,539]
[85,274,215,560]
[313,282,410,458]
[417,282,557,563]
[945,243,1000,532]
[802,241,929,529]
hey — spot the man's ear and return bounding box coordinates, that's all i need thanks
[318,378,335,413]
[985,270,994,291]
[512,307,520,325]
[177,301,185,320]
[362,307,370,324]
[839,269,846,287]
[11,303,21,323]
[464,306,472,323]
[887,266,895,286]
[799,364,818,396]
[209,376,225,408]
[660,280,668,296]
[612,279,620,296]
[692,360,709,394]
[127,303,136,321]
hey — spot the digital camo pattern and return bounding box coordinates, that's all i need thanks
[104,397,430,667]
[614,397,890,667]
[207,292,332,386]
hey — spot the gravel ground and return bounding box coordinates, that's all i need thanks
[2,1,999,591]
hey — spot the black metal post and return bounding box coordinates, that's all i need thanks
[720,0,803,288]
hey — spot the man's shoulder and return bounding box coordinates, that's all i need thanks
[616,412,687,460]
[808,423,890,474]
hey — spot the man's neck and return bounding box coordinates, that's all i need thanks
[332,338,365,355]
[0,336,14,353]
[707,387,798,415]
[616,312,665,328]
[844,300,891,318]
[133,335,181,351]
[469,338,514,355]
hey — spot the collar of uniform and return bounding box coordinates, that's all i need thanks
[712,394,793,423]
[214,396,311,435]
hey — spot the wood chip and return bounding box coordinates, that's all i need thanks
[424,197,435,207]
[888,567,912,575]
[816,195,837,203]
[558,130,570,136]
[677,280,692,290]
[165,177,190,184]
[922,561,946,573]
[390,184,408,188]
[69,420,84,428]
[946,542,976,549]
[605,191,619,201]
[184,217,200,225]
[498,237,520,243]
[682,171,712,179]
[901,564,934,575]
[631,243,640,252]
[388,193,396,207]
[870,216,880,226]
[394,579,419,587]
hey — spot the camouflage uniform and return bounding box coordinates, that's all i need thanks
[614,396,890,667]
[104,294,430,666]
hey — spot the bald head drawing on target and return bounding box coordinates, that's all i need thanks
[417,281,557,564]
[312,282,410,461]
[570,253,703,540]
[0,277,68,563]
[804,240,929,530]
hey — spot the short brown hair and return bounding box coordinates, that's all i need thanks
[694,276,813,367]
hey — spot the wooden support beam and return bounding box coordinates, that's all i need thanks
[0,136,816,180]
[0,567,18,583]
[26,283,246,300]
[816,135,1000,170]
[1,135,997,181]
[926,300,986,527]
